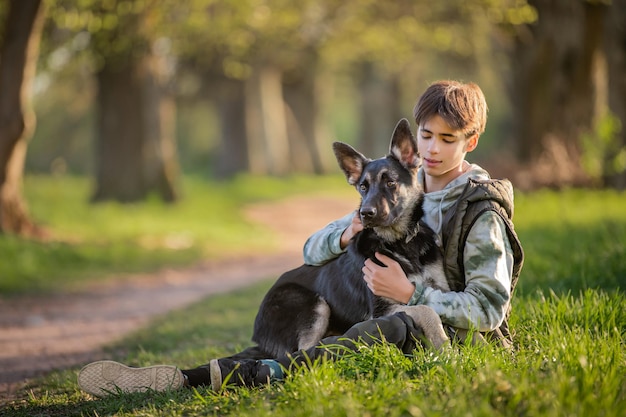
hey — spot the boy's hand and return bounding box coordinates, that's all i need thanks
[362,252,415,304]
[339,211,363,249]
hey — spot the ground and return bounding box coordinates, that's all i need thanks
[0,194,356,402]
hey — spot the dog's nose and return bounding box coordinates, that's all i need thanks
[360,207,376,219]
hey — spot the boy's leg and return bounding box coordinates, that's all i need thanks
[183,312,424,388]
[274,308,447,370]
[77,358,276,396]
[182,358,278,389]
[222,345,270,360]
[78,342,274,396]
[181,312,428,388]
[182,343,283,388]
[78,307,448,394]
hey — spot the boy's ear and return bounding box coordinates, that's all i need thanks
[465,134,479,153]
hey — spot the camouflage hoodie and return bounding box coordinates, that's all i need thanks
[302,162,516,334]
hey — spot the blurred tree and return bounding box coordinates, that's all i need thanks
[194,0,494,175]
[495,0,625,189]
[33,0,512,182]
[282,46,332,174]
[49,0,180,202]
[321,0,489,158]
[252,1,336,175]
[209,70,250,177]
[191,0,338,176]
[37,0,625,189]
[528,0,603,187]
[174,1,255,177]
[602,0,626,189]
[89,1,179,202]
[0,0,46,236]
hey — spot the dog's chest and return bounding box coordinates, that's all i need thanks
[354,230,424,272]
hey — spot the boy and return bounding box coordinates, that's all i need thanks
[78,80,523,396]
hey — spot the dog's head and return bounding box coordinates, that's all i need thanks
[333,118,423,241]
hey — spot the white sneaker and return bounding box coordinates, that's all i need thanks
[78,360,184,397]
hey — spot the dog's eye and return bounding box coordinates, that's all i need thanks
[359,183,367,192]
[387,181,396,188]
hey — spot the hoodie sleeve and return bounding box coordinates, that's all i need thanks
[407,211,514,331]
[302,211,355,266]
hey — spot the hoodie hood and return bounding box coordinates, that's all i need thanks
[418,162,491,237]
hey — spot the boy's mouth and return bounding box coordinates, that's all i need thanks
[423,158,441,167]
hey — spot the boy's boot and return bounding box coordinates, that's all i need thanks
[207,358,281,389]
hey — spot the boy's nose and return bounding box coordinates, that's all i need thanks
[428,142,439,154]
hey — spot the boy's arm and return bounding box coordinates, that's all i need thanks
[408,211,514,332]
[302,211,356,266]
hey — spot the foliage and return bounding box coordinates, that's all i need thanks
[3,187,626,416]
[22,0,546,177]
[485,0,537,27]
[41,0,510,76]
[581,112,626,184]
[7,0,625,190]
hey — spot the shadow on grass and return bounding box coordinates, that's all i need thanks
[5,389,196,417]
[2,281,273,416]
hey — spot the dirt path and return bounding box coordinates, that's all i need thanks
[0,194,356,402]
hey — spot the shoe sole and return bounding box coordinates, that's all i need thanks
[209,359,222,390]
[78,360,184,397]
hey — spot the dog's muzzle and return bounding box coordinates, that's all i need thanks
[360,207,388,228]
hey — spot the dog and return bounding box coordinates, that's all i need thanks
[250,118,449,359]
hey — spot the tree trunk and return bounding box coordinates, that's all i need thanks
[92,59,145,202]
[0,0,45,236]
[357,62,403,159]
[245,65,290,175]
[507,0,608,188]
[212,74,249,178]
[603,0,626,189]
[141,51,179,202]
[283,52,334,174]
[92,35,178,202]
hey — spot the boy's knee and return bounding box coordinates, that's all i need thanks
[340,314,409,347]
[389,305,450,351]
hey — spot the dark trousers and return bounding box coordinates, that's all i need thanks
[273,312,425,369]
[183,312,426,385]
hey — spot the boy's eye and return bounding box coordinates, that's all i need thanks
[443,138,455,144]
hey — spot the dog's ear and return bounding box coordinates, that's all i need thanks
[389,118,420,169]
[333,142,369,185]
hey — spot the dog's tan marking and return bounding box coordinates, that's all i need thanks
[297,299,331,351]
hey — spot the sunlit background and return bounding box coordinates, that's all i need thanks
[2,0,623,208]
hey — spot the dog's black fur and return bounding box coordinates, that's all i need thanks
[249,119,449,359]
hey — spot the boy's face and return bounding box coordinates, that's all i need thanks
[417,114,478,190]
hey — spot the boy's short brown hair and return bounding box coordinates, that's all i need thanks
[413,80,488,138]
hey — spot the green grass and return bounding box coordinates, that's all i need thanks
[513,188,626,295]
[0,174,348,294]
[3,186,626,416]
